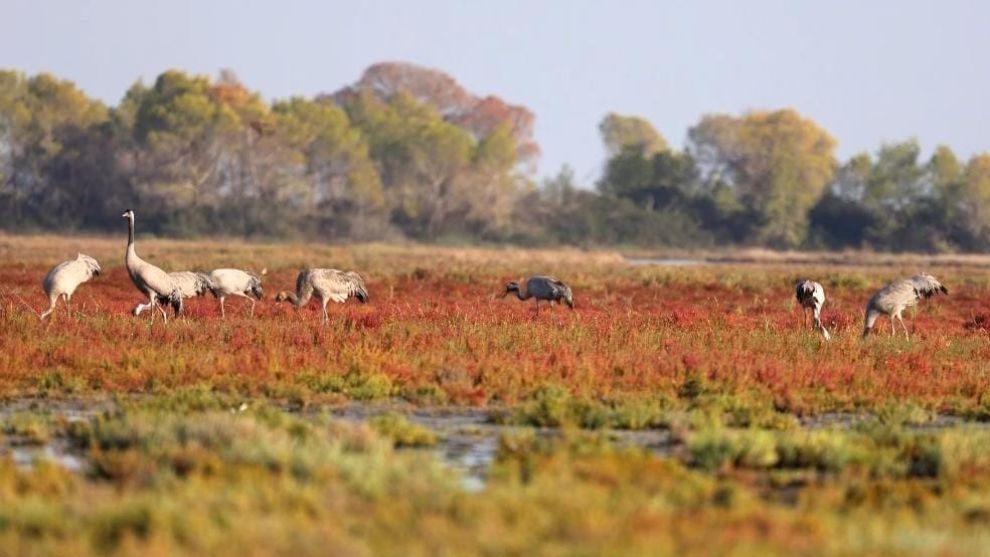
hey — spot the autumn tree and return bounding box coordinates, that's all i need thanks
[688,109,837,247]
[334,62,539,167]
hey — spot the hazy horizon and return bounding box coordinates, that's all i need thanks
[6,0,989,182]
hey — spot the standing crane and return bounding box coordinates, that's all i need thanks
[863,273,948,338]
[795,279,830,341]
[121,209,182,323]
[133,272,212,316]
[503,276,574,314]
[39,253,102,321]
[274,268,368,323]
[206,268,265,318]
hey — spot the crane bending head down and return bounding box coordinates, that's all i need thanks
[503,276,574,310]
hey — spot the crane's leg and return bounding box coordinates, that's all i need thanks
[321,300,329,324]
[897,314,910,339]
[231,291,253,316]
[818,321,831,341]
[534,299,540,315]
[64,294,72,317]
[551,300,562,326]
[40,295,58,321]
[148,295,158,325]
[156,295,168,324]
[890,316,896,337]
[220,297,226,319]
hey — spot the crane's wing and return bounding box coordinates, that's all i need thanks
[342,271,369,302]
[540,276,573,300]
[168,271,212,297]
[76,253,101,276]
[911,274,948,298]
[42,260,72,293]
[317,269,369,303]
[141,264,180,297]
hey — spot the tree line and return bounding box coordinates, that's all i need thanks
[2,62,988,251]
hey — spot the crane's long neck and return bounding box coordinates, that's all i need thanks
[125,217,139,268]
[515,288,529,301]
[276,291,303,308]
[862,308,880,337]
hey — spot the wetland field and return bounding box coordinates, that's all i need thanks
[4,235,990,556]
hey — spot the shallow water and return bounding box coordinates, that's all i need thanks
[8,439,85,472]
[4,399,988,491]
[329,405,676,490]
[627,257,709,267]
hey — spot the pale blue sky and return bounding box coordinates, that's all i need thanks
[5,0,989,182]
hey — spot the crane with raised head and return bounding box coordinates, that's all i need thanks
[121,209,182,323]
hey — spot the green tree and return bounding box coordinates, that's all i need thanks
[0,71,108,227]
[129,70,290,235]
[599,113,668,158]
[470,122,523,238]
[688,109,837,247]
[955,154,990,248]
[273,97,385,238]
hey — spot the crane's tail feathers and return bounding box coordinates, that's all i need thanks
[247,276,264,300]
[355,288,369,303]
[195,273,214,297]
[167,290,183,316]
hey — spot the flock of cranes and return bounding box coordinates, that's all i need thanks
[39,210,951,340]
[794,273,948,340]
[42,209,369,324]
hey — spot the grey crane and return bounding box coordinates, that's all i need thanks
[207,268,265,318]
[274,268,368,323]
[863,273,948,338]
[795,279,830,341]
[133,271,212,316]
[39,253,102,321]
[122,209,182,322]
[503,276,574,314]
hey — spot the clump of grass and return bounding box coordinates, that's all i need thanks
[368,414,437,448]
[295,368,393,401]
[687,429,779,471]
[876,402,936,427]
[3,412,55,444]
[497,386,673,430]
